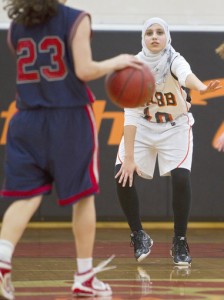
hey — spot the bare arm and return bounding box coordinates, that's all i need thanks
[72,16,142,81]
[215,132,224,152]
[185,73,222,94]
[115,125,141,187]
[186,73,223,153]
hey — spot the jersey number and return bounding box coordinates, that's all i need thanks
[144,92,177,123]
[17,37,67,83]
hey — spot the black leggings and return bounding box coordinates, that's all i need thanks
[115,164,191,236]
[171,168,192,237]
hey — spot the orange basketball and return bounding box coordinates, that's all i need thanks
[105,64,155,108]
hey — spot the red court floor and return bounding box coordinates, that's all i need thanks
[5,225,224,300]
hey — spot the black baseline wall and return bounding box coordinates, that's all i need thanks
[0,29,224,222]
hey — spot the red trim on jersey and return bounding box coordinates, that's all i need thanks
[84,104,99,187]
[59,104,99,206]
[58,185,99,206]
[0,184,52,198]
[85,85,96,103]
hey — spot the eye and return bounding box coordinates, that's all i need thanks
[145,30,153,36]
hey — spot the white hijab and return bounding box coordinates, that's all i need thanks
[136,17,179,85]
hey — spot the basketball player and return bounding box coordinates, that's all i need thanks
[216,42,224,60]
[215,134,224,152]
[214,42,224,152]
[115,18,222,265]
[0,0,142,299]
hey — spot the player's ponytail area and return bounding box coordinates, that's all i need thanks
[1,221,224,300]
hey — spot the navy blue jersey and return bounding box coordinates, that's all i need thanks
[8,4,91,109]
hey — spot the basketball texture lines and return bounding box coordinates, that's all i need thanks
[105,65,155,108]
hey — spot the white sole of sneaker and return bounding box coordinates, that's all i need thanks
[174,261,191,266]
[137,250,151,262]
[0,290,13,300]
[73,294,112,298]
[170,250,192,266]
[0,276,14,300]
[137,239,154,262]
[72,283,112,297]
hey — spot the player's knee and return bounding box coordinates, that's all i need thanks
[114,164,137,189]
[171,168,191,188]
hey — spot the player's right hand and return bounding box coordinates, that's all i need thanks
[115,158,142,187]
[113,54,143,71]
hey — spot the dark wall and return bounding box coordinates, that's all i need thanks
[0,29,224,221]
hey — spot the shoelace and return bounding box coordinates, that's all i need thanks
[130,233,147,248]
[93,255,116,275]
[130,239,141,248]
[175,240,190,255]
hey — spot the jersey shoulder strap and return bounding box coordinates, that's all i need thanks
[170,55,179,80]
[170,56,191,103]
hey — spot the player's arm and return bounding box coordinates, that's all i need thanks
[185,73,222,94]
[72,15,142,82]
[115,125,139,187]
[172,56,222,94]
[215,132,224,152]
[115,108,142,187]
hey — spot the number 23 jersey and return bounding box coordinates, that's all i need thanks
[8,4,91,109]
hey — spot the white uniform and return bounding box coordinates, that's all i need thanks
[116,55,195,179]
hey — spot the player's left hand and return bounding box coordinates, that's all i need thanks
[200,80,222,94]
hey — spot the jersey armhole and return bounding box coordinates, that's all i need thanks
[68,12,91,46]
[170,55,179,81]
[170,56,191,103]
[7,22,16,55]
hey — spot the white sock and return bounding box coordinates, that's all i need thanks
[0,239,14,264]
[77,258,93,274]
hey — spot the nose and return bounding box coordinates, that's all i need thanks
[152,32,157,39]
[152,34,157,39]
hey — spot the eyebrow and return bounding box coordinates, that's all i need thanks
[146,28,164,32]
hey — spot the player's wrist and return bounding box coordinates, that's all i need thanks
[124,155,134,161]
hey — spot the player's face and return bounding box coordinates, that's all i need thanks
[144,24,166,53]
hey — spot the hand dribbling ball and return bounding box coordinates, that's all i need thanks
[105,64,155,108]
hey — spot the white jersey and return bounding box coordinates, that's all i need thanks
[124,55,193,126]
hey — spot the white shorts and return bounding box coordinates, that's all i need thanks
[116,113,194,179]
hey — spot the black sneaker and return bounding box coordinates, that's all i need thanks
[130,230,153,262]
[170,236,192,266]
